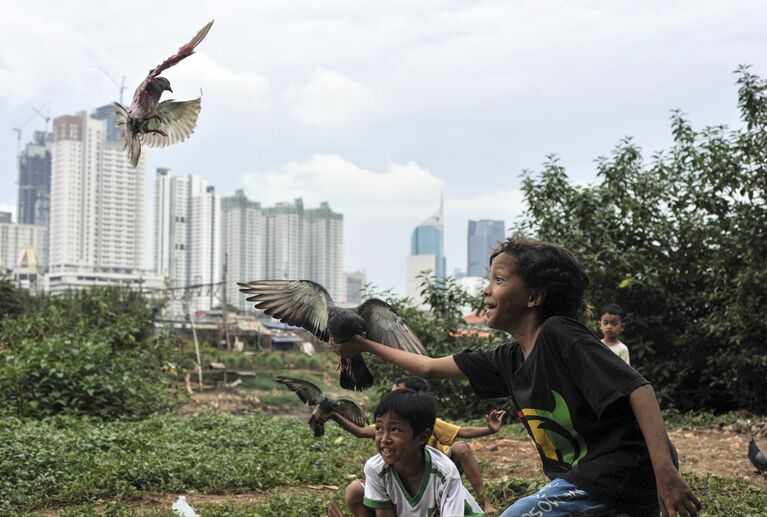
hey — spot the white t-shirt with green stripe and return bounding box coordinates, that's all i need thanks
[363,445,484,516]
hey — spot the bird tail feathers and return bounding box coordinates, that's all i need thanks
[113,102,141,168]
[340,356,374,391]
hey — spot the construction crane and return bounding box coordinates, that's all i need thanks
[31,106,51,133]
[99,66,127,105]
[11,102,50,153]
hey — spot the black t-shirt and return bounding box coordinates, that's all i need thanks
[453,316,657,513]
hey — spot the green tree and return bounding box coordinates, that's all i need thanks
[516,66,767,412]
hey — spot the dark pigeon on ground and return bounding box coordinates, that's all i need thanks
[749,437,767,474]
[114,20,214,167]
[239,279,428,391]
[276,376,369,437]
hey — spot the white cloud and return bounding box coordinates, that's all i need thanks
[169,54,270,113]
[241,154,524,293]
[285,68,385,128]
[243,154,443,292]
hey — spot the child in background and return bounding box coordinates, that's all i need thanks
[316,375,505,515]
[362,388,484,516]
[599,303,630,365]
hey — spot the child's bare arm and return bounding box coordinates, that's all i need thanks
[456,409,507,438]
[335,335,466,379]
[629,384,701,517]
[319,408,375,438]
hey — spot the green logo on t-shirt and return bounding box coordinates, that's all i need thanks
[519,390,588,466]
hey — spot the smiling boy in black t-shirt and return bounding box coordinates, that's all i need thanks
[335,238,701,517]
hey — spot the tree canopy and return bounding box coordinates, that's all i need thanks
[516,66,767,412]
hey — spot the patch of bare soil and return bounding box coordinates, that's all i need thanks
[174,388,265,417]
[469,427,767,486]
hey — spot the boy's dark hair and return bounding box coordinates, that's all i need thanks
[374,388,437,437]
[392,375,431,392]
[600,303,624,319]
[490,237,589,320]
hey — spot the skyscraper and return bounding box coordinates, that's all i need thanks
[304,201,344,302]
[220,189,265,311]
[345,270,367,306]
[467,219,505,277]
[264,199,305,282]
[154,169,220,314]
[17,131,52,228]
[47,107,149,291]
[407,199,445,303]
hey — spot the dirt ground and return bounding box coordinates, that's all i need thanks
[471,428,767,486]
[180,388,767,485]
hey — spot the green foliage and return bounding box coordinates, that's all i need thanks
[515,66,767,412]
[0,279,27,320]
[0,287,183,419]
[264,352,285,369]
[363,274,509,420]
[0,413,372,513]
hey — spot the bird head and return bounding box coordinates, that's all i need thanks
[328,311,368,343]
[151,76,173,93]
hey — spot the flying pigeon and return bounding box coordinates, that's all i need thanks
[239,280,428,391]
[276,376,369,437]
[114,20,214,168]
[749,437,767,474]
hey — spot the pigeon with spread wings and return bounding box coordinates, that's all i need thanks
[240,280,428,391]
[114,20,214,168]
[276,376,368,437]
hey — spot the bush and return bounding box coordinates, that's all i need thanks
[264,352,284,370]
[0,287,183,419]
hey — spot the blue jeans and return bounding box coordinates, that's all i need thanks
[500,478,615,517]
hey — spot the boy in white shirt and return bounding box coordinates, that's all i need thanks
[599,303,630,365]
[363,388,484,516]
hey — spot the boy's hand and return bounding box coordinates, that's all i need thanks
[329,336,364,359]
[487,409,507,433]
[313,407,331,425]
[656,466,701,517]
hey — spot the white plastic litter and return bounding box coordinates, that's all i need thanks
[172,495,199,517]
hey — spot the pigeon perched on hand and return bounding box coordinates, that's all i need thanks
[749,437,767,474]
[114,20,213,167]
[276,376,369,437]
[239,280,428,391]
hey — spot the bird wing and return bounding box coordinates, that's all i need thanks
[238,280,332,341]
[357,299,428,355]
[334,398,370,427]
[130,20,214,110]
[275,376,325,406]
[140,97,202,148]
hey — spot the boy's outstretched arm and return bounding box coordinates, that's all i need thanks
[629,384,702,517]
[457,409,507,438]
[315,408,375,438]
[335,335,466,379]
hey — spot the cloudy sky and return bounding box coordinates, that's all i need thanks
[2,0,765,293]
